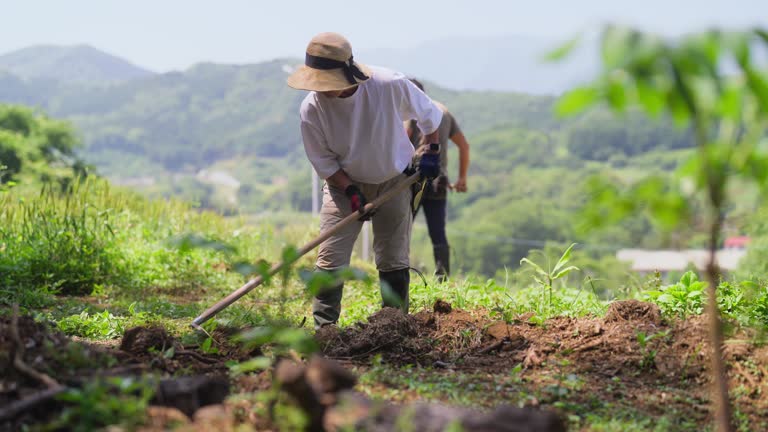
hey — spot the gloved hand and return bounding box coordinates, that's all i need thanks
[345,185,372,220]
[418,148,440,179]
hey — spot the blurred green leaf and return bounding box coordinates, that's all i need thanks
[725,31,752,67]
[756,29,768,46]
[555,86,600,116]
[648,193,687,229]
[601,26,634,68]
[701,30,723,65]
[606,73,629,112]
[543,34,582,62]
[236,326,316,355]
[677,153,706,190]
[281,245,300,263]
[255,259,272,285]
[744,67,768,113]
[168,233,236,255]
[745,151,768,188]
[633,176,667,201]
[635,77,666,116]
[717,81,744,120]
[666,91,692,126]
[232,260,259,277]
[692,74,720,113]
[229,356,272,376]
[300,270,337,296]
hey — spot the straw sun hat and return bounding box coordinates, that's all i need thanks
[287,32,372,92]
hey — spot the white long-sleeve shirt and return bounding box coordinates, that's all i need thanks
[299,66,443,184]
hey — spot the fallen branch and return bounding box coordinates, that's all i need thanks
[175,350,219,365]
[11,304,61,389]
[477,338,507,355]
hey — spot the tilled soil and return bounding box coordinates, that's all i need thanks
[4,300,768,431]
[315,300,768,429]
[315,301,684,373]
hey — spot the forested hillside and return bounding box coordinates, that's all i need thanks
[0,48,725,278]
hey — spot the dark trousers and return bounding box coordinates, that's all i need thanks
[417,197,451,279]
[421,198,448,247]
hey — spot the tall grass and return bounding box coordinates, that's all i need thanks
[0,178,313,306]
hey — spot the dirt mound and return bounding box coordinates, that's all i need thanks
[604,299,662,325]
[316,307,430,362]
[120,325,178,354]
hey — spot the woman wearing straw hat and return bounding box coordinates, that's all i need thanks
[288,32,443,328]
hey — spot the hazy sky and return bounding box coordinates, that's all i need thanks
[4,0,767,71]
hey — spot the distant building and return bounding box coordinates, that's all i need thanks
[724,236,750,249]
[616,248,747,278]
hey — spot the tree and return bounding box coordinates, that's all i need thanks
[0,104,89,188]
[553,27,768,432]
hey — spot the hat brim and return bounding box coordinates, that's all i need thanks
[287,61,372,92]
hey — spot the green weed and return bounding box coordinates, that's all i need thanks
[636,329,670,370]
[520,243,580,313]
[56,303,159,339]
[643,271,704,318]
[49,377,155,431]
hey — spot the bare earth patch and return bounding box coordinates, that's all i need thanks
[315,300,768,429]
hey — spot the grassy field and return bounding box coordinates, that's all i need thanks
[2,181,767,431]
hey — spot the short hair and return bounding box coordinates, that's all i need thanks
[409,78,425,92]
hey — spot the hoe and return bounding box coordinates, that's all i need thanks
[191,171,422,329]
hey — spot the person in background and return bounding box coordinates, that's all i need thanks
[287,33,443,328]
[406,78,471,281]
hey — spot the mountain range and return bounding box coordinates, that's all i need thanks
[0,44,153,83]
[0,34,597,93]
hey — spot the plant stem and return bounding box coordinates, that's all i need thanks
[675,58,732,430]
[705,199,732,432]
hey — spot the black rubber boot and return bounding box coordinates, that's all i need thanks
[311,269,344,329]
[433,244,450,282]
[379,269,410,312]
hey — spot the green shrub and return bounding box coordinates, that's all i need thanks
[643,271,704,318]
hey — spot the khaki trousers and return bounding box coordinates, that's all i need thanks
[316,173,412,272]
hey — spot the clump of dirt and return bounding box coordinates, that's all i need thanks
[316,307,433,362]
[120,326,178,354]
[604,299,662,325]
[433,299,453,314]
[317,303,509,363]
